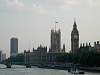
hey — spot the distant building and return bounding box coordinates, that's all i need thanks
[24,45,47,65]
[2,53,6,61]
[62,44,65,53]
[10,37,18,57]
[79,41,100,53]
[71,20,79,53]
[0,51,6,62]
[94,41,100,52]
[24,45,67,65]
[79,43,95,52]
[49,29,61,53]
[0,51,2,62]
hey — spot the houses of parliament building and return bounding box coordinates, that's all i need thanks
[9,19,100,66]
[24,20,80,65]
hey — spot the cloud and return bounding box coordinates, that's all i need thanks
[31,0,79,15]
[6,0,24,8]
[0,0,7,8]
[65,0,80,5]
[94,0,100,7]
[87,0,100,8]
[0,0,82,12]
[32,4,48,15]
[0,0,100,14]
[0,0,24,10]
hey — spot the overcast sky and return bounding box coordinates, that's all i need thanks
[0,0,100,57]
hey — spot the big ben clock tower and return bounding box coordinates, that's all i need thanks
[71,20,79,53]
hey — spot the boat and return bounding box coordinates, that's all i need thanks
[6,64,11,68]
[78,71,85,74]
[68,69,85,74]
[26,64,31,68]
[68,65,85,74]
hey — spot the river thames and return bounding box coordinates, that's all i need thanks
[0,64,99,75]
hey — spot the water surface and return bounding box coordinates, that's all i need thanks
[0,64,99,75]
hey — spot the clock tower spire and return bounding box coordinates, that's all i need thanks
[71,19,79,53]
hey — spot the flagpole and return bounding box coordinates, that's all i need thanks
[55,21,59,31]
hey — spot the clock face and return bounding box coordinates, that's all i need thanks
[74,35,78,39]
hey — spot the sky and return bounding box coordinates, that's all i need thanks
[0,0,100,57]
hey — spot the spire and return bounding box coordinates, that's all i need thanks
[74,19,76,26]
[73,18,77,29]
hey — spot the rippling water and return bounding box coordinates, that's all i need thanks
[0,64,99,75]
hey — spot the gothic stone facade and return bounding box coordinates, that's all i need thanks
[71,20,79,53]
